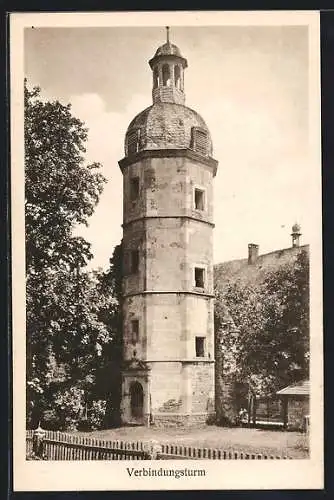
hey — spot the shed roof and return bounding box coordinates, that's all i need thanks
[276,380,309,396]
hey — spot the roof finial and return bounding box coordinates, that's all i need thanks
[166,26,170,44]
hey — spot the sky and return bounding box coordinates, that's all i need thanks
[24,25,313,269]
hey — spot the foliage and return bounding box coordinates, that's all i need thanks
[88,400,108,430]
[93,244,124,428]
[215,250,309,397]
[25,80,122,430]
[26,451,48,461]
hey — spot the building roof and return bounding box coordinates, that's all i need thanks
[276,380,309,396]
[214,244,309,288]
[154,42,183,58]
[125,103,213,156]
[292,222,301,234]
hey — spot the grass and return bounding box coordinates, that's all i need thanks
[75,425,309,459]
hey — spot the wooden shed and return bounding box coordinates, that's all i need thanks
[276,380,309,431]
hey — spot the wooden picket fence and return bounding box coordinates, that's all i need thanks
[26,429,292,460]
[26,430,150,460]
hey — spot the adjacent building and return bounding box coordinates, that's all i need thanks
[276,379,310,431]
[214,226,309,426]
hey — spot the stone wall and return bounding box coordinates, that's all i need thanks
[121,152,215,426]
[149,360,214,421]
[149,362,184,412]
[145,218,213,293]
[122,294,146,361]
[189,362,215,414]
[122,156,214,224]
[288,397,309,431]
[152,413,209,428]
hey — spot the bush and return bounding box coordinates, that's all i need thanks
[42,386,86,431]
[88,400,107,429]
[76,400,107,431]
[42,409,62,430]
[35,384,107,431]
[206,413,217,425]
[26,450,48,460]
[215,414,238,427]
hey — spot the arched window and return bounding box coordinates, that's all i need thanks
[162,64,171,87]
[174,65,181,89]
[130,381,144,418]
[153,67,159,88]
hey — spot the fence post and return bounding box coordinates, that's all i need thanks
[32,423,46,459]
[144,440,162,460]
[303,415,310,434]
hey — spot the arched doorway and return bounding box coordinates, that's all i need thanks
[130,381,144,419]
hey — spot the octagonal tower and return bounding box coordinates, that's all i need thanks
[119,29,218,427]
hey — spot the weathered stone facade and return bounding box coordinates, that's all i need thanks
[286,397,309,431]
[277,380,310,431]
[119,35,217,426]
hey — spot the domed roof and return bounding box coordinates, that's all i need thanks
[125,103,213,156]
[154,42,183,58]
[292,223,301,233]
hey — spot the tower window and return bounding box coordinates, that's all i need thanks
[131,320,139,344]
[191,127,209,156]
[195,337,205,357]
[127,129,140,156]
[174,65,181,89]
[153,67,159,88]
[162,64,171,87]
[130,177,139,201]
[194,188,205,210]
[194,267,205,288]
[130,250,139,274]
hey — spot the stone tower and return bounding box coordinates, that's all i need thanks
[118,29,218,427]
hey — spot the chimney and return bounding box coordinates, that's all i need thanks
[248,243,259,265]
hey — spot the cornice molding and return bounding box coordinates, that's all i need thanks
[123,290,215,299]
[119,148,218,175]
[122,215,215,229]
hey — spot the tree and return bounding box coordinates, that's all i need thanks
[93,243,124,428]
[25,80,113,428]
[25,81,106,273]
[215,249,310,416]
[38,267,119,431]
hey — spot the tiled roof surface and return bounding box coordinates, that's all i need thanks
[214,245,309,288]
[126,103,212,155]
[276,380,309,396]
[154,42,183,58]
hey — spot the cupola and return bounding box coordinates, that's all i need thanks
[148,26,188,105]
[291,223,302,248]
[121,28,215,163]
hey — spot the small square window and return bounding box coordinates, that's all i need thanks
[194,188,205,210]
[130,250,139,274]
[131,320,139,344]
[195,337,205,357]
[130,177,139,201]
[194,267,205,288]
